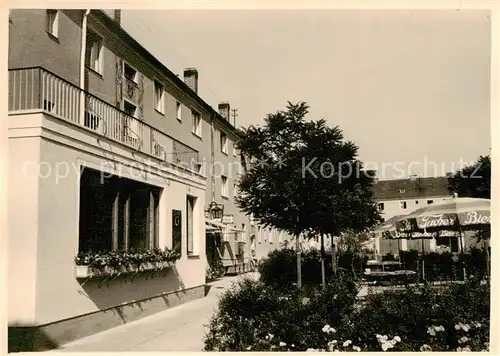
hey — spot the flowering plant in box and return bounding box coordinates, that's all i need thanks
[75,247,181,271]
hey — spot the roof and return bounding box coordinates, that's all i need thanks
[374,177,453,201]
[93,10,241,138]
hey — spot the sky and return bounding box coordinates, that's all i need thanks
[121,9,491,180]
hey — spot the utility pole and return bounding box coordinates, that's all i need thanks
[231,108,238,127]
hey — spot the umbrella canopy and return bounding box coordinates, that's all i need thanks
[396,197,490,233]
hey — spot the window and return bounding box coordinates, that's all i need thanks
[124,63,138,83]
[233,182,238,199]
[192,111,202,137]
[233,144,237,157]
[377,203,385,211]
[124,100,137,117]
[221,175,228,197]
[427,200,434,205]
[220,132,228,154]
[257,226,262,243]
[78,168,160,254]
[415,200,419,204]
[400,201,407,209]
[124,101,139,141]
[154,80,165,114]
[241,223,246,242]
[186,196,196,255]
[86,29,103,74]
[46,10,59,37]
[176,101,182,121]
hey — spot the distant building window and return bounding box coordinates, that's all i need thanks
[154,80,165,114]
[220,132,228,154]
[221,175,228,197]
[427,200,434,205]
[377,203,385,211]
[192,111,202,137]
[233,144,237,157]
[46,10,59,37]
[233,182,238,199]
[176,101,182,121]
[86,29,103,74]
[124,62,138,83]
[415,200,419,204]
[400,201,407,209]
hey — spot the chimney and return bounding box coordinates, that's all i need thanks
[218,102,230,121]
[114,10,121,25]
[183,68,198,94]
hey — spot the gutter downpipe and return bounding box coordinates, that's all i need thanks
[80,9,91,125]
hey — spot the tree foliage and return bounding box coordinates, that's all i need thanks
[447,155,491,240]
[447,155,491,199]
[235,102,381,239]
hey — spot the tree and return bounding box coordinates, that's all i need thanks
[236,102,381,288]
[448,155,491,199]
[447,155,491,241]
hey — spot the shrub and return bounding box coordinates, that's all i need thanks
[337,280,490,351]
[258,247,366,290]
[204,275,359,351]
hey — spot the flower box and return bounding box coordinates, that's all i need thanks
[75,261,174,279]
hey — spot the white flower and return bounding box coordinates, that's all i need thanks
[342,340,352,347]
[382,335,388,341]
[279,341,287,347]
[306,348,317,352]
[462,347,471,352]
[328,327,337,334]
[246,346,252,350]
[353,346,361,352]
[381,343,390,351]
[376,334,383,340]
[427,327,436,336]
[322,324,331,333]
[462,324,470,332]
[459,336,469,344]
[394,336,401,342]
[420,344,432,352]
[291,344,295,347]
[455,324,462,330]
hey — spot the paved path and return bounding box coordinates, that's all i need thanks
[50,273,258,352]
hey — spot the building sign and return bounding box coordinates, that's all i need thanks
[222,214,234,224]
[172,210,182,255]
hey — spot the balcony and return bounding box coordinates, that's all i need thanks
[8,67,200,171]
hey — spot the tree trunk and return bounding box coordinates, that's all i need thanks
[332,237,337,278]
[296,234,302,289]
[320,234,326,289]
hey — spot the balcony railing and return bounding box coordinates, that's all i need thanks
[8,67,200,170]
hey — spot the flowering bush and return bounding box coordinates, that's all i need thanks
[203,275,359,351]
[75,247,181,270]
[204,275,489,352]
[337,280,490,351]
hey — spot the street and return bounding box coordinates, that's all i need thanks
[49,273,259,352]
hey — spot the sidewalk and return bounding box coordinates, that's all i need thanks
[49,272,258,352]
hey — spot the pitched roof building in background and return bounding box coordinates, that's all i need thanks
[374,176,453,201]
